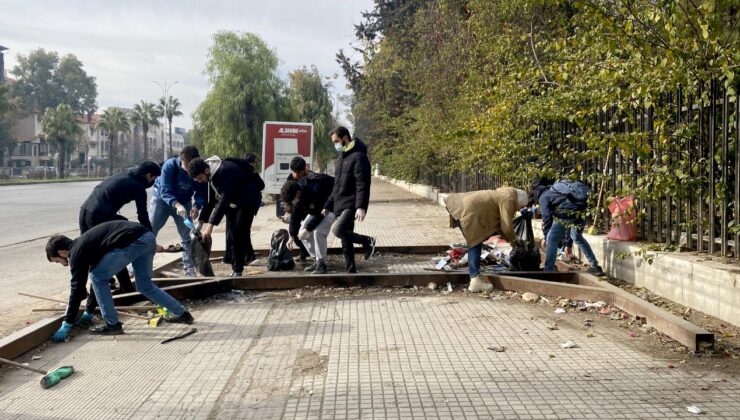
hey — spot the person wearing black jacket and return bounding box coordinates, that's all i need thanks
[322,126,376,273]
[78,161,161,315]
[46,221,193,342]
[189,156,265,276]
[281,157,335,274]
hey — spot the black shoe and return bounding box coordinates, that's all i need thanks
[229,271,243,277]
[587,266,606,277]
[312,260,327,275]
[165,311,194,324]
[363,237,377,260]
[304,263,317,272]
[89,322,124,336]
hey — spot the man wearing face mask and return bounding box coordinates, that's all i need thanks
[188,155,265,277]
[75,160,161,326]
[322,126,376,273]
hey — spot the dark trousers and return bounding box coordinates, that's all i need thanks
[227,207,255,273]
[79,208,136,313]
[331,209,372,273]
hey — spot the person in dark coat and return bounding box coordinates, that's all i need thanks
[46,221,193,342]
[281,157,335,274]
[77,161,161,320]
[189,156,265,276]
[223,152,260,265]
[322,126,376,273]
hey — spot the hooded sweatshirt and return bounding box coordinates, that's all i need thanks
[198,156,265,225]
[80,169,153,231]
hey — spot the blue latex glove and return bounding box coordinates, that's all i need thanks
[183,218,195,231]
[75,311,94,327]
[52,321,73,343]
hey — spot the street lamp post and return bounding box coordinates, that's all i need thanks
[153,78,178,161]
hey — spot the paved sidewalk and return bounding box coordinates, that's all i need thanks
[1,179,738,419]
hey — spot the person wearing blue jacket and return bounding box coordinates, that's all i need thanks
[536,185,605,276]
[149,146,207,276]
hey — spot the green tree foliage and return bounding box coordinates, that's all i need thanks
[341,0,739,205]
[132,100,160,160]
[0,85,21,163]
[42,104,83,178]
[97,108,130,175]
[11,48,97,114]
[192,31,289,161]
[158,95,182,158]
[287,66,334,171]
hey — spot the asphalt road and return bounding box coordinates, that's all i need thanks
[0,181,182,337]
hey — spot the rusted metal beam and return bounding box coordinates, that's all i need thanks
[485,274,613,303]
[0,315,64,360]
[207,245,450,259]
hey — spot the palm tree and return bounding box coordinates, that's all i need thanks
[97,108,130,176]
[158,95,183,157]
[42,104,83,179]
[131,100,160,160]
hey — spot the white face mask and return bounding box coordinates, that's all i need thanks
[334,143,344,152]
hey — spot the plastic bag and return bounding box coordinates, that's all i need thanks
[509,239,541,271]
[190,230,215,277]
[267,229,295,271]
[607,196,637,241]
[513,210,535,244]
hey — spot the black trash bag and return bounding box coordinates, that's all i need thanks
[190,230,215,277]
[268,229,295,271]
[513,210,535,244]
[508,239,541,271]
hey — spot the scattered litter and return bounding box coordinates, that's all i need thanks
[586,331,595,338]
[446,282,453,293]
[548,354,556,358]
[667,364,675,369]
[599,307,611,315]
[584,319,594,327]
[583,301,607,309]
[560,340,577,349]
[522,292,539,302]
[628,331,637,337]
[686,405,703,415]
[558,298,570,307]
[540,297,550,304]
[546,323,559,331]
[22,363,29,366]
[555,308,567,314]
[427,282,437,291]
[435,259,448,270]
[31,356,41,361]
[487,346,506,352]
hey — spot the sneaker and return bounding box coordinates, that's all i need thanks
[468,276,493,293]
[587,266,606,277]
[312,260,327,275]
[89,322,124,336]
[165,311,194,324]
[184,268,197,277]
[363,237,377,260]
[229,272,243,277]
[304,263,317,272]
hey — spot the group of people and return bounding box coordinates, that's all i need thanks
[446,177,606,293]
[44,126,378,342]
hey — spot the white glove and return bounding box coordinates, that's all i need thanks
[287,236,295,249]
[174,202,187,219]
[321,209,329,217]
[298,228,310,240]
[281,213,291,224]
[355,208,366,222]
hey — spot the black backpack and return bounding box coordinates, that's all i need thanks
[267,229,295,271]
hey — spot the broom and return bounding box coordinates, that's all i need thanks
[0,357,74,389]
[587,146,612,235]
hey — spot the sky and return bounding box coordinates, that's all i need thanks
[0,0,374,130]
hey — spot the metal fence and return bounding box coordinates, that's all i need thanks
[417,82,740,258]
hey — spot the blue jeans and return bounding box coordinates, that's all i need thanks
[149,197,194,269]
[545,221,599,271]
[90,231,186,325]
[467,243,483,278]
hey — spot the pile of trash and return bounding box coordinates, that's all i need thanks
[433,236,541,272]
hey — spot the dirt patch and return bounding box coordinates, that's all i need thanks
[292,349,328,378]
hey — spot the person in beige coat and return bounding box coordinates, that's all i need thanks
[445,187,529,292]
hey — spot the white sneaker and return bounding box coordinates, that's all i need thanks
[468,276,493,293]
[184,267,197,277]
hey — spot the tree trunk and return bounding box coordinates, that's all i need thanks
[58,140,66,179]
[168,118,173,158]
[143,126,149,161]
[108,134,115,176]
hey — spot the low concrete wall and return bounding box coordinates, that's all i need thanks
[379,175,740,326]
